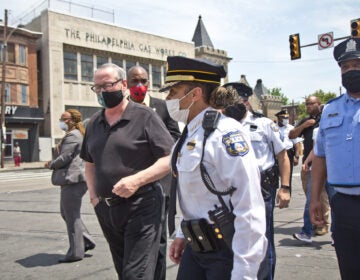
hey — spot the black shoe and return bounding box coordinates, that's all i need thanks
[85,243,96,252]
[58,257,82,263]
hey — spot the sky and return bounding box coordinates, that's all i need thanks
[2,0,360,103]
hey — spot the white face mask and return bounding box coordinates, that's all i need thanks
[166,90,194,124]
[59,121,68,131]
[282,119,289,126]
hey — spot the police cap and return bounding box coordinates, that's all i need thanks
[223,82,253,99]
[275,109,288,118]
[160,56,226,92]
[334,37,360,65]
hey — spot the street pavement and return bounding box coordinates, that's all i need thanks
[0,161,340,279]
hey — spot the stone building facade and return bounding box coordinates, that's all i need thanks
[25,9,195,147]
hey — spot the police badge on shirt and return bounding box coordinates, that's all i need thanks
[222,131,249,156]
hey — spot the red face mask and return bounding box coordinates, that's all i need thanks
[129,84,148,102]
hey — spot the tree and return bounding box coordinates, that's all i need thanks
[269,87,288,105]
[297,90,337,120]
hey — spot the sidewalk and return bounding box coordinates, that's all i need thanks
[0,161,47,172]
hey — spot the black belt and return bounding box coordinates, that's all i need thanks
[100,184,156,207]
[330,185,360,188]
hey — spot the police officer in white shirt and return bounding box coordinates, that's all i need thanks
[162,56,267,280]
[211,83,291,280]
[275,110,302,191]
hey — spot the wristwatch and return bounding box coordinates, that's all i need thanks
[280,185,291,190]
[294,155,299,159]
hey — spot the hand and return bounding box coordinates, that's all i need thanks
[44,161,51,168]
[90,197,99,207]
[112,175,140,198]
[293,157,299,166]
[309,199,325,226]
[276,188,290,209]
[304,119,316,128]
[302,163,310,172]
[169,238,187,264]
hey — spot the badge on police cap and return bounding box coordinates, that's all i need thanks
[222,131,249,156]
[334,37,360,64]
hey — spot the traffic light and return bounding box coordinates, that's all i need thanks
[289,33,301,60]
[351,18,360,38]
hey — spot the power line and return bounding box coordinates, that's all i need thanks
[231,58,333,64]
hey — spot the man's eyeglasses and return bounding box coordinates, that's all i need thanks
[59,118,71,121]
[131,78,148,84]
[90,79,122,92]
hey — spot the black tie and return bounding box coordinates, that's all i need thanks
[168,126,188,236]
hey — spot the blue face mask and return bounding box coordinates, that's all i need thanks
[97,90,124,108]
[59,121,68,131]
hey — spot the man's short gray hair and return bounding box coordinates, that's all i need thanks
[96,63,126,80]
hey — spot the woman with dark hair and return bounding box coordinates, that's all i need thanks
[45,109,95,263]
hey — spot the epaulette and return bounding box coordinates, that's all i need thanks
[326,94,345,104]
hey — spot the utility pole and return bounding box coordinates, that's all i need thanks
[1,9,8,168]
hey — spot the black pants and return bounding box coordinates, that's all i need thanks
[258,179,277,280]
[94,184,164,280]
[332,192,360,280]
[177,244,233,280]
[287,148,295,191]
[154,195,169,280]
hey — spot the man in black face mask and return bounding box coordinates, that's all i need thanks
[310,37,360,280]
[81,63,174,279]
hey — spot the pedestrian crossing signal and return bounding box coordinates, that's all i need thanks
[351,19,360,38]
[289,34,301,60]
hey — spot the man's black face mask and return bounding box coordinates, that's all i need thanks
[342,70,360,94]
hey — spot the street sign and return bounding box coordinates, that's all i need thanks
[318,32,334,50]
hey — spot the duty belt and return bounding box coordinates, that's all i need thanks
[100,184,156,207]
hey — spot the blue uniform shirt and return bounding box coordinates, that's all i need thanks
[315,93,360,194]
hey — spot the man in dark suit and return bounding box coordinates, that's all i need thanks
[128,65,180,280]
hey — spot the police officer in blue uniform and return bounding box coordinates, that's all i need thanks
[210,82,291,280]
[162,56,267,280]
[310,37,360,280]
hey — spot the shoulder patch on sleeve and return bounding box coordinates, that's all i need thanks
[270,122,279,132]
[222,131,249,157]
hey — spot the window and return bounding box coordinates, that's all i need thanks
[64,51,77,80]
[6,43,15,63]
[112,58,123,68]
[5,83,10,103]
[139,63,149,74]
[81,54,93,82]
[97,56,108,69]
[152,65,161,88]
[21,85,28,104]
[126,60,136,74]
[19,45,26,65]
[0,42,15,63]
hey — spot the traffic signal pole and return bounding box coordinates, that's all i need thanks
[289,18,360,60]
[300,36,350,48]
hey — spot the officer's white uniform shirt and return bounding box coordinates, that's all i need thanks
[175,108,267,279]
[241,112,286,172]
[278,124,303,150]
